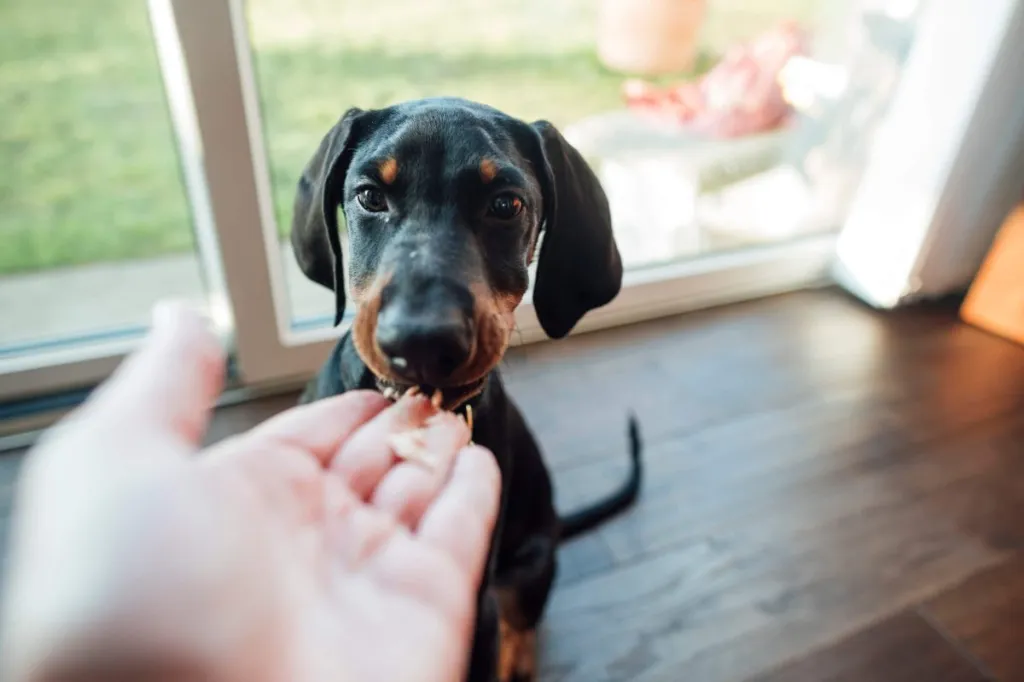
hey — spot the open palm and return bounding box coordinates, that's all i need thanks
[2,304,500,682]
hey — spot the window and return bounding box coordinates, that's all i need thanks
[0,0,222,406]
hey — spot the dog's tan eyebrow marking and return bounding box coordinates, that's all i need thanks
[378,157,399,185]
[479,158,498,183]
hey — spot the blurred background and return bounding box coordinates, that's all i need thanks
[0,0,925,351]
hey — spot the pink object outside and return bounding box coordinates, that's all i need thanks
[623,22,807,138]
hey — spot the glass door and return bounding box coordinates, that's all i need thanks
[0,0,226,409]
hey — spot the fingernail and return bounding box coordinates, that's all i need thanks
[150,301,186,342]
[151,300,209,341]
[151,300,178,333]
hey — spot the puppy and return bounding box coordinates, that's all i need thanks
[292,97,641,682]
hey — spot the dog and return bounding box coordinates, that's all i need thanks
[291,97,642,682]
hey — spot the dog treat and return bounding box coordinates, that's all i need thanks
[386,386,475,467]
[389,427,437,467]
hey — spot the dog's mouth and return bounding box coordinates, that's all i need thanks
[374,375,486,411]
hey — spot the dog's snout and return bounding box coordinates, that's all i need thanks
[376,304,474,386]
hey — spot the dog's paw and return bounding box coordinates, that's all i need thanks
[498,619,537,682]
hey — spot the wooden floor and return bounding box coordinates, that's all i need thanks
[4,288,1024,681]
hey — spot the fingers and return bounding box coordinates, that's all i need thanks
[327,495,402,569]
[73,301,225,448]
[331,394,438,498]
[207,391,390,466]
[417,445,501,584]
[198,393,390,528]
[370,411,470,528]
[366,526,477,626]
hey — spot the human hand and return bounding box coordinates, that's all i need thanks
[1,303,500,682]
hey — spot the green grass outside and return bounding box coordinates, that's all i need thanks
[0,0,819,275]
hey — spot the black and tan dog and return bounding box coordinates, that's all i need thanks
[292,97,642,682]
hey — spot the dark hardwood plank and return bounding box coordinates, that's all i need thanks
[556,533,618,587]
[745,610,986,682]
[538,484,1000,682]
[924,555,1024,681]
[521,294,1024,681]
[586,391,1024,567]
[505,291,1024,475]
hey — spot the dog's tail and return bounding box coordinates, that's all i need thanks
[558,413,643,542]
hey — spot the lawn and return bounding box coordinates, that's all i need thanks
[0,0,820,275]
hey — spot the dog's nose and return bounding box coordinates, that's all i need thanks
[376,307,474,386]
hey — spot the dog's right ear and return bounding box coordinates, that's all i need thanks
[291,107,365,326]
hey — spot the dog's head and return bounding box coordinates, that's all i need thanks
[291,97,622,407]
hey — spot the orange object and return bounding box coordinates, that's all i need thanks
[597,0,706,75]
[961,202,1024,345]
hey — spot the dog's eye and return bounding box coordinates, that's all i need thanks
[356,187,388,212]
[488,193,524,220]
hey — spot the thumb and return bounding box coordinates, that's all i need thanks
[2,304,230,682]
[69,300,226,449]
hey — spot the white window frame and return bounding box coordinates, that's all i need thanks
[2,0,1021,440]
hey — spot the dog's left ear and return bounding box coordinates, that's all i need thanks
[291,107,365,326]
[527,120,623,339]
